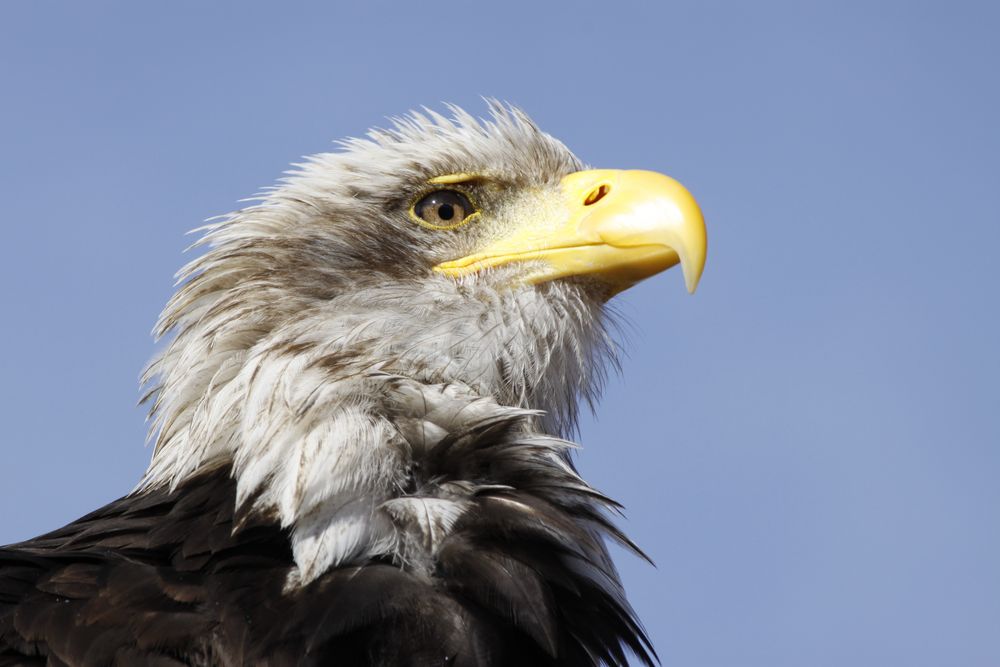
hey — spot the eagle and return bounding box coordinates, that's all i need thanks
[0,104,706,666]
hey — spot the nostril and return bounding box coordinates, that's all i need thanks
[584,184,610,206]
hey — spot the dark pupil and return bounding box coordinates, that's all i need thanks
[438,203,455,221]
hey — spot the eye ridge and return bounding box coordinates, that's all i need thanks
[411,189,478,229]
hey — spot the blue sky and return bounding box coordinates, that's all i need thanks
[1,2,998,664]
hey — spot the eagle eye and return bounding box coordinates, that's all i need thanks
[411,190,477,229]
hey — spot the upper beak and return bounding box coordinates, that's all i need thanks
[434,169,708,295]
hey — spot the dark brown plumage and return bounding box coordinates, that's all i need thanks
[1,409,654,666]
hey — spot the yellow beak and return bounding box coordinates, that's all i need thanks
[434,169,707,295]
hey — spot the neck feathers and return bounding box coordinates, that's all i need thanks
[140,277,617,583]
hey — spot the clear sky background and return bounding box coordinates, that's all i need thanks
[1,2,997,665]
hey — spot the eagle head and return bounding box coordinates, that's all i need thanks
[140,103,706,587]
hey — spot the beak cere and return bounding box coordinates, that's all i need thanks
[434,169,708,296]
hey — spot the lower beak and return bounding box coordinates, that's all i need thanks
[434,169,707,295]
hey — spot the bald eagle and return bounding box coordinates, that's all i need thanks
[0,104,706,666]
